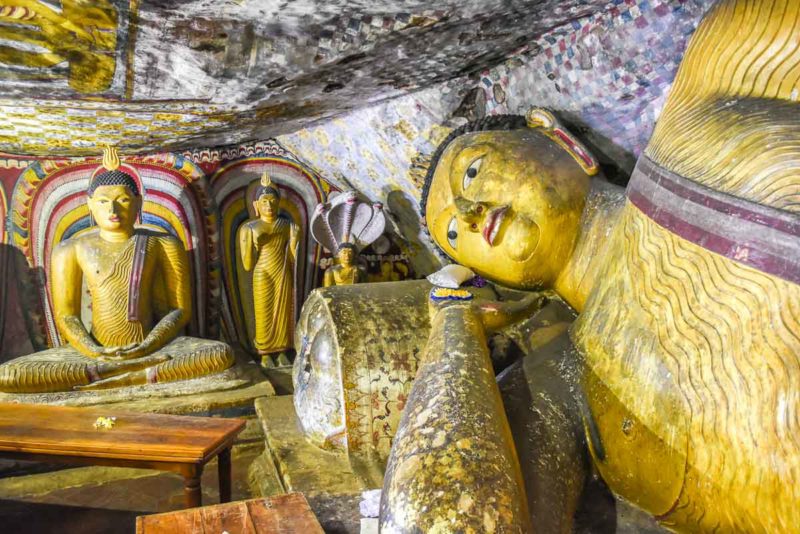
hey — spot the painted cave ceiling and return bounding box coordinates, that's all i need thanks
[0,0,612,156]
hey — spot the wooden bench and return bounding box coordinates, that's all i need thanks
[0,402,245,509]
[136,493,324,533]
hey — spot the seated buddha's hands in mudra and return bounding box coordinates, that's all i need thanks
[94,309,185,361]
[97,340,160,361]
[96,343,140,361]
[73,352,174,391]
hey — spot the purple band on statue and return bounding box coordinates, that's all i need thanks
[627,156,800,285]
[146,366,159,384]
[128,235,148,321]
[86,364,101,383]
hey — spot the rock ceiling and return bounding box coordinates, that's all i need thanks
[0,0,611,156]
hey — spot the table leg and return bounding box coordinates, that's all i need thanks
[218,447,232,503]
[183,465,203,509]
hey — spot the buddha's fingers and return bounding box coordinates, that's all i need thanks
[476,293,547,333]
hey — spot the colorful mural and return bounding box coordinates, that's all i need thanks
[0,0,135,96]
[0,0,625,156]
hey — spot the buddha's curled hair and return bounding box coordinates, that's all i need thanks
[87,169,140,197]
[419,114,527,219]
[256,184,281,199]
[256,170,281,199]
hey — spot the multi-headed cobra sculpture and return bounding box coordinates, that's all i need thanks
[310,190,386,287]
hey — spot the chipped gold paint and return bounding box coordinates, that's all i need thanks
[393,119,417,141]
[380,295,544,533]
[576,2,800,530]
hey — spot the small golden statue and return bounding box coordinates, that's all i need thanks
[310,190,386,287]
[0,147,234,393]
[323,243,363,287]
[238,172,299,368]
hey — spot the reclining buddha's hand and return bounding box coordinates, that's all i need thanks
[473,291,546,333]
[427,286,546,333]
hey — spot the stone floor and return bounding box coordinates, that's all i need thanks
[0,382,668,534]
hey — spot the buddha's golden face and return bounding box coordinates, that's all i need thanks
[425,129,591,289]
[254,193,279,221]
[337,246,355,267]
[88,185,140,233]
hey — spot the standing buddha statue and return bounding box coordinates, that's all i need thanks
[238,172,299,368]
[310,190,385,287]
[0,147,234,393]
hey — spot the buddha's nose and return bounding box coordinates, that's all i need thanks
[455,196,487,232]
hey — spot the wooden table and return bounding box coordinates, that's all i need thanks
[0,402,245,509]
[136,493,324,534]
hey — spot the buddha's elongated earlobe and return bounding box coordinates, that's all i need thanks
[526,107,599,176]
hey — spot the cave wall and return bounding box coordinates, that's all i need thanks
[0,0,616,155]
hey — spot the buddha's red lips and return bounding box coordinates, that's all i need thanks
[482,206,509,246]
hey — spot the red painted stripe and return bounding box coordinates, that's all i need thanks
[639,159,800,238]
[628,189,800,285]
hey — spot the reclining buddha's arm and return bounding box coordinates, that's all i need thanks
[51,241,105,358]
[381,290,543,532]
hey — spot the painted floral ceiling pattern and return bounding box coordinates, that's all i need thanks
[0,0,612,155]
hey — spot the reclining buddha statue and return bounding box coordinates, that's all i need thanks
[0,147,234,393]
[378,0,800,532]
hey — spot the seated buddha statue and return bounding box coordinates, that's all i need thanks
[311,190,385,287]
[322,243,365,287]
[0,147,234,393]
[381,1,800,532]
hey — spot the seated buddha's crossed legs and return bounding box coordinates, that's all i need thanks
[0,337,234,393]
